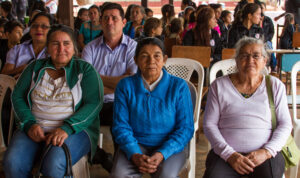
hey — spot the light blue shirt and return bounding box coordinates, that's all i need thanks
[82,34,137,102]
[6,40,47,67]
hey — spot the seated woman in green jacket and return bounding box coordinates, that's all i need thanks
[3,24,104,178]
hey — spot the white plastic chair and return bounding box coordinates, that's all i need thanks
[165,58,204,178]
[290,61,300,178]
[209,59,269,84]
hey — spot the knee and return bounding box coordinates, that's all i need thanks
[3,150,32,177]
[156,167,179,178]
[41,148,67,177]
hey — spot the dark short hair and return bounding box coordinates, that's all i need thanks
[0,1,12,13]
[135,37,166,58]
[161,4,175,18]
[101,2,125,19]
[77,8,88,17]
[209,3,222,10]
[47,24,78,56]
[145,7,153,15]
[144,17,161,36]
[4,20,24,33]
[169,18,182,33]
[89,4,100,13]
[220,10,231,20]
[31,11,53,26]
[241,3,261,21]
[0,18,8,28]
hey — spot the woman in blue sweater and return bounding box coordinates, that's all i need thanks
[111,37,194,177]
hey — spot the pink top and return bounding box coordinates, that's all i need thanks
[213,25,221,36]
[203,75,292,161]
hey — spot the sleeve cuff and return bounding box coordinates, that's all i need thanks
[157,148,172,160]
[24,120,37,134]
[263,146,277,157]
[121,143,143,160]
[60,123,74,136]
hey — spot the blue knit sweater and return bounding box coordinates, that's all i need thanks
[112,69,194,160]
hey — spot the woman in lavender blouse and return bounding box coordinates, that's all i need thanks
[203,36,292,178]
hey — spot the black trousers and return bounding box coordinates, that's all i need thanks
[203,149,285,178]
[100,102,114,126]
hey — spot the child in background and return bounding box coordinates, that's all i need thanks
[165,18,183,57]
[135,17,163,41]
[280,13,295,49]
[74,8,89,31]
[145,8,153,18]
[220,10,232,47]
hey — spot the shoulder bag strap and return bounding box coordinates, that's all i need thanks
[265,75,277,130]
[33,143,73,177]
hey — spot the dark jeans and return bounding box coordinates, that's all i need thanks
[204,149,285,178]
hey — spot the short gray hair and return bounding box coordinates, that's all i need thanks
[234,36,270,61]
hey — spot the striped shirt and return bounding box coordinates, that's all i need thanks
[31,71,74,132]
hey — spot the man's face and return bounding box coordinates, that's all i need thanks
[101,9,126,38]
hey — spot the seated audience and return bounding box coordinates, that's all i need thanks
[145,7,154,18]
[74,8,89,31]
[0,20,24,70]
[164,18,183,57]
[135,17,163,41]
[0,1,15,21]
[1,12,52,78]
[0,18,8,39]
[161,4,175,36]
[123,5,145,39]
[280,13,295,49]
[183,7,222,64]
[210,3,223,36]
[82,2,137,172]
[233,0,262,17]
[260,2,276,71]
[219,10,232,47]
[179,0,194,17]
[228,3,264,48]
[181,6,195,38]
[3,24,103,178]
[111,37,194,177]
[124,4,135,22]
[78,5,102,50]
[203,37,292,178]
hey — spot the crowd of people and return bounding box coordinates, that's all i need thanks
[0,0,297,177]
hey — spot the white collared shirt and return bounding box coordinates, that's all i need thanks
[142,71,163,91]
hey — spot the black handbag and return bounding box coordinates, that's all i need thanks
[33,143,73,178]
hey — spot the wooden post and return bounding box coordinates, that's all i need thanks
[57,0,74,29]
[141,0,147,8]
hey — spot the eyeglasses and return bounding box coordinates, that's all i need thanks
[238,53,263,60]
[31,24,50,30]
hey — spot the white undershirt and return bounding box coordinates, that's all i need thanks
[31,71,74,132]
[142,71,163,91]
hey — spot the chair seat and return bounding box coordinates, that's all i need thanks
[72,155,90,178]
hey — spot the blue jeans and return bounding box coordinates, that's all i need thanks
[3,130,91,178]
[267,41,277,69]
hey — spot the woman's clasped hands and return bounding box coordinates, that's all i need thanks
[131,152,164,174]
[227,149,272,175]
[27,124,68,146]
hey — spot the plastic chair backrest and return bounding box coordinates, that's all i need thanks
[293,32,300,48]
[165,58,204,127]
[171,45,211,68]
[291,61,300,126]
[281,54,300,72]
[0,74,16,148]
[222,48,236,60]
[209,59,269,84]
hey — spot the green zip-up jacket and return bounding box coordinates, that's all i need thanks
[12,57,104,158]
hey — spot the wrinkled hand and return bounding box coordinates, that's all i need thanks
[28,124,46,142]
[227,152,255,175]
[46,128,68,146]
[131,154,157,173]
[246,149,272,167]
